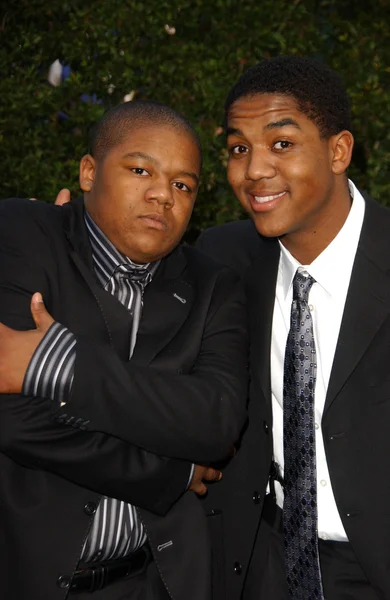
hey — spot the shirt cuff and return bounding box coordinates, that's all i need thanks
[22,322,76,406]
[186,464,195,490]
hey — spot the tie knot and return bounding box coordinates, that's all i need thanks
[292,270,315,303]
[116,263,151,285]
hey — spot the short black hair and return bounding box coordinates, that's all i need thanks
[224,55,352,138]
[89,100,202,163]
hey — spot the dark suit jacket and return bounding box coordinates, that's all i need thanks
[198,196,390,600]
[0,197,248,600]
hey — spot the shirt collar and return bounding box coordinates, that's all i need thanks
[84,211,160,288]
[278,180,366,300]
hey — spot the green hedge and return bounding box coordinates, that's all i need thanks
[1,0,390,241]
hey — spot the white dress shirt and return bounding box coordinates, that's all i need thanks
[270,180,365,541]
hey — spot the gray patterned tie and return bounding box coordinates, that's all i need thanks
[283,270,324,599]
[114,263,152,356]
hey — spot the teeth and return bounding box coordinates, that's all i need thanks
[254,191,285,203]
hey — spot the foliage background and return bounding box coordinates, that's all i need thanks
[1,0,390,241]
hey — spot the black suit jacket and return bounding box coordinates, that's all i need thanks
[198,196,390,600]
[0,197,248,600]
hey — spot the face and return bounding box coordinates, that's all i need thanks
[80,124,201,263]
[226,94,353,261]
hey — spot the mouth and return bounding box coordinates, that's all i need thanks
[138,214,168,231]
[248,190,287,212]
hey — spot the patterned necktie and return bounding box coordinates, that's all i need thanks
[113,263,152,356]
[283,270,324,599]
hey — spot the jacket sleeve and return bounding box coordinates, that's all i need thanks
[57,268,249,464]
[0,393,192,515]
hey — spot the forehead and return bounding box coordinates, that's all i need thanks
[106,123,201,170]
[227,93,316,133]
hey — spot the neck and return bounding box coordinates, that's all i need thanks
[280,183,352,265]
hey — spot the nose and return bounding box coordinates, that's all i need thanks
[145,179,174,208]
[245,148,277,181]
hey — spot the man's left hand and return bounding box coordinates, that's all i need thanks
[0,293,54,393]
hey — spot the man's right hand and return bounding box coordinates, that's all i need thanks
[30,189,71,205]
[54,189,71,205]
[189,464,222,496]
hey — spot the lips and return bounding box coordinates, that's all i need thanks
[247,190,287,213]
[253,191,286,203]
[138,214,168,231]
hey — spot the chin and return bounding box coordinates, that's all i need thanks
[250,217,285,239]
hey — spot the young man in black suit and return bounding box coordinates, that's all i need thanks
[0,101,248,599]
[197,56,390,600]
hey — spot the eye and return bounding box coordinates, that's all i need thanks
[273,140,292,151]
[229,144,248,156]
[131,167,149,176]
[173,182,191,192]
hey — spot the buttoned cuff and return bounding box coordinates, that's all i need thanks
[186,463,195,490]
[22,322,76,406]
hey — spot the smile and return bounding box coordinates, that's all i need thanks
[253,191,286,204]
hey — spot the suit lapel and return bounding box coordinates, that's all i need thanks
[132,247,193,365]
[62,198,136,358]
[247,239,280,404]
[69,249,133,358]
[324,200,390,415]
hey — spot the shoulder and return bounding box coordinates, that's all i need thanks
[0,198,62,230]
[0,199,66,263]
[196,219,272,276]
[359,193,390,262]
[197,219,258,245]
[181,244,240,285]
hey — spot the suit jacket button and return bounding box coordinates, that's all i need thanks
[234,562,242,575]
[263,421,269,434]
[57,575,70,589]
[252,491,261,504]
[84,502,97,516]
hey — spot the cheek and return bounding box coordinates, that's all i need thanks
[227,163,236,183]
[227,165,243,193]
[174,203,194,231]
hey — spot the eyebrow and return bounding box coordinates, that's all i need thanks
[226,119,302,138]
[226,127,243,137]
[121,151,199,186]
[179,171,200,186]
[121,151,157,162]
[264,118,301,131]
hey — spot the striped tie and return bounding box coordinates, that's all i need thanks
[81,263,151,563]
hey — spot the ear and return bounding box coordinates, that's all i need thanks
[330,130,354,175]
[79,154,96,192]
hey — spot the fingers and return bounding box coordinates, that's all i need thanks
[193,482,208,496]
[30,293,55,331]
[188,464,222,496]
[55,188,71,206]
[202,466,222,482]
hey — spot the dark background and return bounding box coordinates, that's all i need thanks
[1,0,389,241]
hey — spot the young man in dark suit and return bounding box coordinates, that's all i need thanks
[198,56,390,600]
[0,101,248,599]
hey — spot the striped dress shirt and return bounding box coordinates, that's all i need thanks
[23,211,160,563]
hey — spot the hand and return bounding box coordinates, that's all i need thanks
[29,188,71,205]
[0,293,54,394]
[188,464,222,496]
[54,188,71,205]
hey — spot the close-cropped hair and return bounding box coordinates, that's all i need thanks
[224,55,353,138]
[89,100,202,162]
